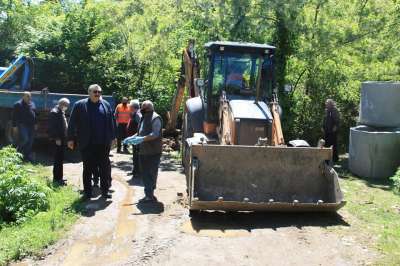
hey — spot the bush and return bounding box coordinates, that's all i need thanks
[390,167,400,194]
[0,147,49,224]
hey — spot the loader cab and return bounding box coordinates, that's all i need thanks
[202,41,276,125]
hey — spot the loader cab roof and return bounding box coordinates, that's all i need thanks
[204,41,276,54]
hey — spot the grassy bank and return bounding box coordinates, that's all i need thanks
[0,162,81,265]
[336,163,400,265]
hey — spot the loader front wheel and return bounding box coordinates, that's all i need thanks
[189,209,200,218]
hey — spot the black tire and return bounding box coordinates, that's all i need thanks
[189,209,200,217]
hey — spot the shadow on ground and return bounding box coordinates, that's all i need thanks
[335,155,392,191]
[112,160,132,172]
[160,152,182,172]
[135,201,164,215]
[72,195,113,218]
[189,211,349,232]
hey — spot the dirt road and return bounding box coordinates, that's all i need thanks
[17,150,376,266]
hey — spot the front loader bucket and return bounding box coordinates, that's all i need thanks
[187,144,345,212]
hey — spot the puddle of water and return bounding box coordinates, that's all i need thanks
[115,176,136,239]
[56,175,137,266]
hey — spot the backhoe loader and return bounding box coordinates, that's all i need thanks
[167,41,345,214]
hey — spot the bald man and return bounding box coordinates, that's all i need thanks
[12,91,36,161]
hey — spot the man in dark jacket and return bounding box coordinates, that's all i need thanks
[12,92,36,161]
[126,99,141,177]
[48,98,70,185]
[67,84,116,199]
[124,100,162,202]
[323,99,340,162]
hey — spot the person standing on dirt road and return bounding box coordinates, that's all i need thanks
[123,100,162,202]
[126,99,142,178]
[115,96,131,153]
[67,84,116,199]
[12,91,37,162]
[323,99,340,162]
[48,97,70,185]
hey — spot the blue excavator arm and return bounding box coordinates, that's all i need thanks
[0,55,34,91]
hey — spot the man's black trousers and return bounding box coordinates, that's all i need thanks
[139,154,161,198]
[325,132,339,162]
[132,145,140,176]
[117,123,128,151]
[53,141,64,183]
[81,144,111,196]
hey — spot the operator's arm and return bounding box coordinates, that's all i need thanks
[143,118,161,142]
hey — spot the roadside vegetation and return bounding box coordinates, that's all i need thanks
[0,147,81,266]
[336,164,400,265]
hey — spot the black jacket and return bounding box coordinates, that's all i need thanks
[48,106,67,140]
[12,99,36,127]
[67,98,116,150]
[323,108,340,134]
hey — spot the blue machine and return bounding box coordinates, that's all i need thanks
[0,55,116,142]
[0,55,34,91]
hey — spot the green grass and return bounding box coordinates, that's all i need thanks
[0,164,81,266]
[336,164,400,266]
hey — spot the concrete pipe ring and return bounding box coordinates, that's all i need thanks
[349,125,400,179]
[359,81,400,128]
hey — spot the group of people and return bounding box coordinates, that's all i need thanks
[12,85,163,202]
[11,87,340,203]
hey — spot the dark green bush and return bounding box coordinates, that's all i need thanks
[0,147,49,224]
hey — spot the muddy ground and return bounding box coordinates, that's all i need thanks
[15,148,376,266]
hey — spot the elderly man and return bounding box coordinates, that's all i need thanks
[323,99,340,162]
[48,98,70,185]
[67,84,116,199]
[12,91,36,161]
[115,96,130,153]
[124,100,162,202]
[126,99,142,177]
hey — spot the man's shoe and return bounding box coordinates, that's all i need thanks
[101,193,112,199]
[82,192,92,200]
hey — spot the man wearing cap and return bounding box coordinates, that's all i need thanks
[124,100,162,202]
[126,99,142,177]
[48,98,70,185]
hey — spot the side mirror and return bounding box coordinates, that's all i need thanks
[284,84,293,93]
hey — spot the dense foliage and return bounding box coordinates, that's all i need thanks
[0,147,49,224]
[1,0,400,148]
